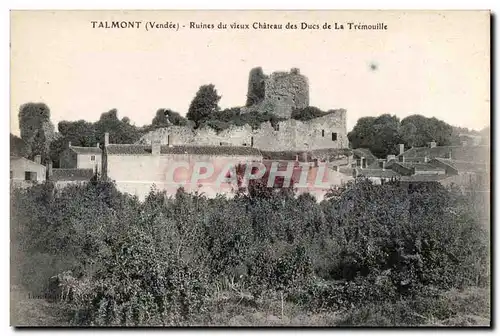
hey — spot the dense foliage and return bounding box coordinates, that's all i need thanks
[11,178,489,326]
[246,67,266,107]
[151,109,189,128]
[18,102,56,163]
[291,107,336,121]
[199,108,285,133]
[186,84,221,127]
[48,109,144,167]
[10,133,31,158]
[348,114,466,158]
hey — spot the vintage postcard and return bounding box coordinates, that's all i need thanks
[10,10,490,327]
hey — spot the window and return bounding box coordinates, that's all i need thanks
[10,171,13,179]
[379,161,384,168]
[322,130,325,137]
[24,171,36,181]
[276,124,280,131]
[91,155,96,161]
[331,132,337,141]
[398,156,404,162]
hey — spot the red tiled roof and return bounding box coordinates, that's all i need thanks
[399,145,489,163]
[399,162,444,172]
[106,144,262,157]
[69,146,102,155]
[51,168,94,181]
[432,158,489,173]
[353,148,378,162]
[261,148,351,162]
[356,168,400,178]
[399,174,449,182]
[10,156,45,167]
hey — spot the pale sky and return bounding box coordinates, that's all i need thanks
[10,10,490,135]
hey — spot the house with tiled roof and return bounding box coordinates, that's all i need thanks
[48,167,95,188]
[398,141,489,164]
[101,133,264,199]
[59,142,102,173]
[10,155,46,187]
[352,148,378,168]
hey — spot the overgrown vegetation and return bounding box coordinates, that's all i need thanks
[347,114,486,158]
[291,106,339,121]
[11,178,490,326]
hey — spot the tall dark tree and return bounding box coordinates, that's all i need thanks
[186,84,221,127]
[18,102,52,141]
[246,67,266,107]
[30,128,50,163]
[18,102,55,162]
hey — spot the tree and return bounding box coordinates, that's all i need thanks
[18,102,52,141]
[94,109,142,144]
[186,84,221,127]
[58,120,97,147]
[348,114,402,158]
[18,102,55,162]
[246,67,266,107]
[151,109,188,128]
[399,115,460,148]
[30,128,50,162]
[10,133,31,158]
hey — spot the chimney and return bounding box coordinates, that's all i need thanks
[47,161,53,179]
[34,155,41,164]
[104,132,109,147]
[295,154,299,161]
[424,156,429,163]
[96,142,100,148]
[430,141,437,148]
[68,141,72,148]
[399,144,405,155]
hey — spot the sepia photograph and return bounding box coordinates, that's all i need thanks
[9,10,490,327]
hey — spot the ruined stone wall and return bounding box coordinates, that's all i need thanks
[242,68,310,118]
[137,109,347,152]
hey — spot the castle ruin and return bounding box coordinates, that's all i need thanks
[137,67,348,152]
[242,67,309,118]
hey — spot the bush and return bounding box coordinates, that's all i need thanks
[10,177,489,326]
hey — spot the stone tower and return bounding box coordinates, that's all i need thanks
[243,67,310,119]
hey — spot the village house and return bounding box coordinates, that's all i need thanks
[349,142,489,188]
[48,163,95,189]
[101,133,264,200]
[59,142,102,173]
[10,155,46,187]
